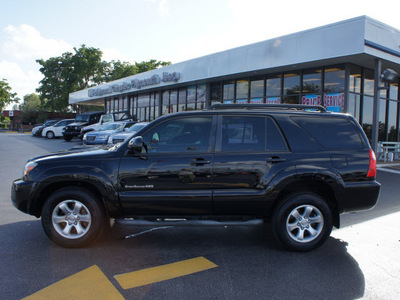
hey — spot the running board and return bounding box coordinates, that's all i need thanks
[115,218,264,227]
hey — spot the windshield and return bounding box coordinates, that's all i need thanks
[100,123,124,131]
[75,115,90,122]
[127,123,147,132]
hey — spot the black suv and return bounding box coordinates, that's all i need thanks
[11,104,380,251]
[62,111,104,141]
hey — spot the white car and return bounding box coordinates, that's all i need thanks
[42,119,75,139]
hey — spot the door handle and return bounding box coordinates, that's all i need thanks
[266,156,286,163]
[191,158,211,166]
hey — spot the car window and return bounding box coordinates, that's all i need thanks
[266,118,288,151]
[221,116,265,152]
[142,117,212,153]
[291,116,363,149]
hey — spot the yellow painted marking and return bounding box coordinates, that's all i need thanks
[115,257,217,289]
[24,265,124,300]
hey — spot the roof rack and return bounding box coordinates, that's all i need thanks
[207,103,327,113]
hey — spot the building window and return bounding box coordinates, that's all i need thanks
[250,79,264,103]
[211,82,222,105]
[266,74,281,104]
[197,84,206,109]
[349,65,362,94]
[302,69,322,93]
[324,67,345,93]
[179,88,187,112]
[283,72,300,104]
[223,81,235,101]
[187,86,196,111]
[236,79,249,102]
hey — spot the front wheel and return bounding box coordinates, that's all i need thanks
[41,187,106,248]
[46,131,55,139]
[272,193,333,252]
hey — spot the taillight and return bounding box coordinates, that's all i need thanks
[367,149,377,178]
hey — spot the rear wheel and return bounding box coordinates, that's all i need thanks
[41,187,106,248]
[272,193,333,251]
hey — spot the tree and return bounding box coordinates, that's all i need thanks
[135,59,171,73]
[36,45,172,112]
[0,79,18,112]
[36,45,106,112]
[20,93,45,124]
[105,59,171,82]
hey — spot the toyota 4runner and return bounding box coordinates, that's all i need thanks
[11,104,380,251]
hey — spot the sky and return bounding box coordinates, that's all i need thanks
[1,0,400,110]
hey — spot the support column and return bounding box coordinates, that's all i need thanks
[371,59,381,153]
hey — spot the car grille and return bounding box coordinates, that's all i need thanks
[87,136,96,142]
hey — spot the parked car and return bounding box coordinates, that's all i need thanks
[80,110,133,138]
[12,104,380,251]
[82,121,135,145]
[32,119,62,137]
[107,122,150,145]
[42,119,75,139]
[62,111,104,141]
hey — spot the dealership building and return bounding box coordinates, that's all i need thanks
[69,16,400,149]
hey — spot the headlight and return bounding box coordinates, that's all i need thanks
[24,161,38,176]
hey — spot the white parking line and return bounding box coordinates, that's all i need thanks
[377,166,400,175]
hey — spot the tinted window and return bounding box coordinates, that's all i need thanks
[292,117,363,149]
[266,118,287,151]
[221,116,265,152]
[142,117,212,153]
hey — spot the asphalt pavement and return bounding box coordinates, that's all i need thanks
[0,133,399,299]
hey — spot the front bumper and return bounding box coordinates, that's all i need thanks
[11,179,35,215]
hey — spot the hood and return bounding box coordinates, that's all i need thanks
[66,121,88,127]
[87,130,119,136]
[110,132,135,139]
[29,146,115,164]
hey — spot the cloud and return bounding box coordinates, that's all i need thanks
[0,60,42,98]
[3,24,72,61]
[145,0,169,16]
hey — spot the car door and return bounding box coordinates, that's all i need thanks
[118,115,216,216]
[212,114,294,215]
[53,120,68,136]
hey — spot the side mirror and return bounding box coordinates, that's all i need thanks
[128,136,144,152]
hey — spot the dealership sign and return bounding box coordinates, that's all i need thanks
[88,72,181,97]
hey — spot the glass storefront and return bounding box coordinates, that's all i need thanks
[105,63,399,142]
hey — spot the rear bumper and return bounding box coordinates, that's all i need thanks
[339,180,381,213]
[11,179,35,215]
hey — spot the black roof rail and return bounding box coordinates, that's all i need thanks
[207,103,328,113]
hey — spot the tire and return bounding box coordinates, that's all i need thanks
[41,187,106,248]
[46,131,55,139]
[272,193,333,252]
[63,135,72,141]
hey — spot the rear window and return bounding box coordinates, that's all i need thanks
[291,116,363,149]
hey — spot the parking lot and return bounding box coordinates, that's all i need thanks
[1,132,399,299]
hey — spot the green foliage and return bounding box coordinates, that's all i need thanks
[20,93,45,124]
[36,45,171,112]
[0,79,18,112]
[36,45,106,112]
[135,59,171,74]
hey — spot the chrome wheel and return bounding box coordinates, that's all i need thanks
[52,200,92,239]
[286,204,324,243]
